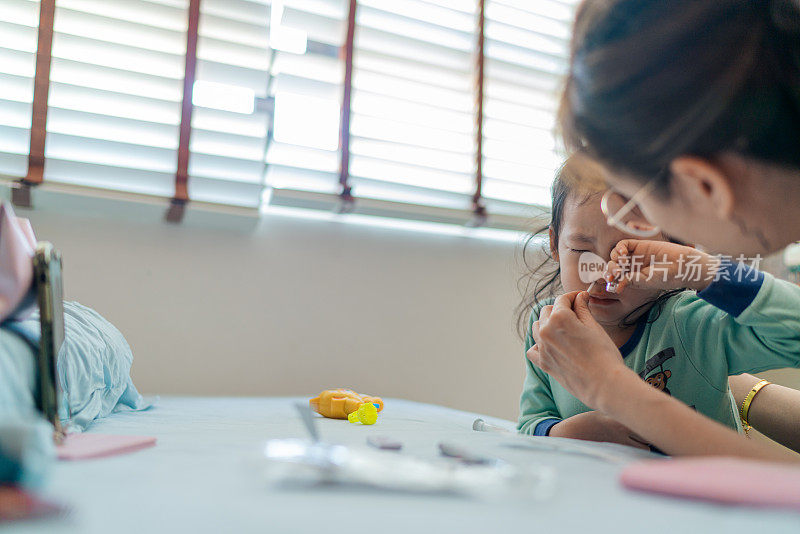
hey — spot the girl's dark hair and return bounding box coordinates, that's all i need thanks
[559,0,800,192]
[515,154,682,338]
[515,157,587,338]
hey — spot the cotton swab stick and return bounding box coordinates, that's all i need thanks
[472,419,512,434]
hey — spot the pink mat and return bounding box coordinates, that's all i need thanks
[621,457,800,510]
[57,434,157,461]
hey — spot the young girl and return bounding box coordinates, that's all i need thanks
[518,156,800,452]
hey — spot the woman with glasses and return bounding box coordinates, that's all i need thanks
[528,0,800,460]
[518,156,800,455]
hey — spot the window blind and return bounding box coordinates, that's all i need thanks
[6,0,581,231]
[343,0,481,226]
[190,0,270,208]
[263,0,347,212]
[483,0,576,219]
[269,0,579,229]
[0,0,39,178]
[44,0,188,197]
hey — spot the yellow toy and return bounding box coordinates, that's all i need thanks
[309,389,384,419]
[348,403,378,425]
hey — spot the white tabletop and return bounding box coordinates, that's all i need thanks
[16,397,800,533]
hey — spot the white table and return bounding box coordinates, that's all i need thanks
[15,397,800,533]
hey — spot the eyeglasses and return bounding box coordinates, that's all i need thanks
[600,180,661,238]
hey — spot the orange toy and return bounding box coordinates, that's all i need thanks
[309,389,384,419]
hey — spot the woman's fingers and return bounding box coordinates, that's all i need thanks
[609,239,658,286]
[531,319,541,345]
[603,261,630,294]
[572,291,594,323]
[529,318,554,372]
[612,239,663,261]
[538,304,553,324]
[552,291,581,313]
[541,293,579,342]
[527,344,553,373]
[609,241,631,262]
[526,344,540,365]
[603,260,622,283]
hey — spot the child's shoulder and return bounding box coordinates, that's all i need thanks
[659,289,697,310]
[530,297,557,322]
[523,298,556,346]
[652,289,719,325]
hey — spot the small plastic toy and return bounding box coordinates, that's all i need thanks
[309,389,384,419]
[348,403,379,425]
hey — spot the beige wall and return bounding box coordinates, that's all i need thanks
[14,186,532,421]
[8,185,800,425]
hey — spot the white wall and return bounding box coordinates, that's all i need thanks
[9,186,800,424]
[13,186,533,421]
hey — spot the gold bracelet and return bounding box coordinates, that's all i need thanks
[740,379,771,431]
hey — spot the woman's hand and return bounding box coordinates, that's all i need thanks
[604,240,719,293]
[529,292,800,462]
[528,291,637,410]
[549,411,651,450]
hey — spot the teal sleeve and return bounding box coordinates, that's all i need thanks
[517,305,563,434]
[675,264,800,377]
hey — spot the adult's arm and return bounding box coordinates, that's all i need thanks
[730,373,800,454]
[529,292,800,462]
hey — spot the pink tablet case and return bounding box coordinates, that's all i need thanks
[56,434,156,460]
[621,457,800,510]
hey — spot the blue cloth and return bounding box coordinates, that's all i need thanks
[0,326,54,488]
[618,314,648,357]
[0,301,149,486]
[0,320,41,421]
[697,260,764,317]
[0,418,54,489]
[533,417,561,436]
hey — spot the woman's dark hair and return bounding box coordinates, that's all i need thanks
[559,0,800,192]
[516,154,682,339]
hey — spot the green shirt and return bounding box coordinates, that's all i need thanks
[518,262,800,436]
